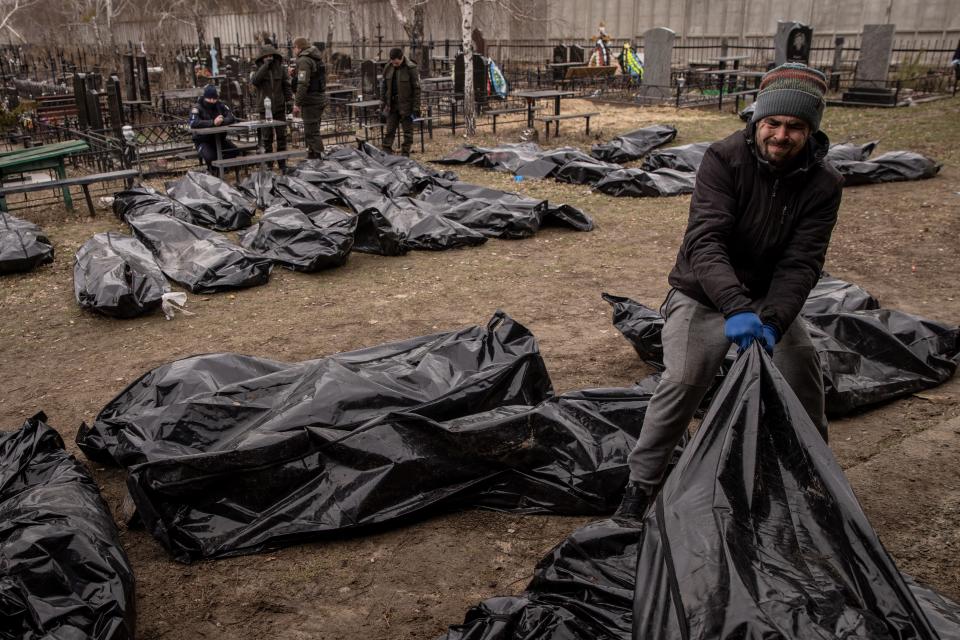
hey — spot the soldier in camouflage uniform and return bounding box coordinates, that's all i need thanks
[250,35,293,167]
[292,37,327,159]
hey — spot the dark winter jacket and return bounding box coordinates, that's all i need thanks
[667,125,843,336]
[381,58,421,116]
[251,45,293,114]
[294,45,326,108]
[188,98,237,143]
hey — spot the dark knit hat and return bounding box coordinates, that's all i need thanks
[389,47,404,61]
[202,84,219,100]
[750,63,828,131]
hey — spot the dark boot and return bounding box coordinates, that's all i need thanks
[613,481,651,527]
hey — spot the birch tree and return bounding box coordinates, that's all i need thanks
[0,0,38,42]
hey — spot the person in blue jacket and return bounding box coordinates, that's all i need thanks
[189,85,239,171]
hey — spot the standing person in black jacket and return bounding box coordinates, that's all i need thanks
[189,84,238,171]
[250,34,293,168]
[615,64,843,524]
[381,47,421,157]
[292,37,327,159]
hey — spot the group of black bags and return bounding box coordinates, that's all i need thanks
[73,145,592,318]
[437,123,941,197]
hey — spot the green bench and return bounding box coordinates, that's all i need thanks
[0,140,91,209]
[0,169,138,215]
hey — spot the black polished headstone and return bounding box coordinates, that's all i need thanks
[454,52,487,104]
[135,55,151,102]
[361,60,379,98]
[107,74,124,132]
[569,45,586,64]
[122,54,137,101]
[73,72,89,128]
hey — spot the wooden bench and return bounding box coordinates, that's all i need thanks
[539,112,600,140]
[557,65,617,90]
[0,140,90,210]
[485,107,534,133]
[0,169,138,215]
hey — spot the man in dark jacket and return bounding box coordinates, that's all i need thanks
[292,37,326,159]
[615,64,843,524]
[381,47,421,156]
[250,39,293,165]
[189,84,238,171]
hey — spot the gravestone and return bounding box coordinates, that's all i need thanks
[85,83,104,130]
[454,52,487,108]
[107,74,124,133]
[854,24,895,88]
[472,29,486,56]
[73,73,90,128]
[640,27,675,100]
[361,59,379,98]
[552,44,568,81]
[135,55,151,102]
[568,45,586,64]
[831,37,845,91]
[842,23,897,104]
[774,21,812,66]
[122,53,137,101]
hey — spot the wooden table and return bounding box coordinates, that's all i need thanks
[512,90,574,127]
[0,140,90,210]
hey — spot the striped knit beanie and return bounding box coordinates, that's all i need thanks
[750,63,828,131]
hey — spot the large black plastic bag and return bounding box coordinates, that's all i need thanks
[589,125,677,164]
[435,143,606,180]
[830,150,941,186]
[74,231,169,318]
[592,168,696,197]
[604,277,960,415]
[112,185,193,222]
[641,142,711,172]
[633,345,946,640]
[826,140,879,163]
[553,158,622,185]
[127,210,272,293]
[0,212,54,274]
[420,180,593,238]
[239,205,356,271]
[345,190,487,254]
[75,314,651,561]
[165,170,256,230]
[1,413,135,640]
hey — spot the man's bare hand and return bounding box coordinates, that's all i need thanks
[292,105,301,117]
[213,115,224,126]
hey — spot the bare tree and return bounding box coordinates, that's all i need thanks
[348,4,360,60]
[0,0,38,42]
[67,0,131,49]
[387,0,427,47]
[157,0,214,47]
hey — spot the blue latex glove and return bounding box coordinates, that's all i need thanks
[724,311,763,352]
[760,324,779,355]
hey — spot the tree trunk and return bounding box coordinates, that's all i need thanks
[411,3,424,50]
[325,13,334,65]
[460,0,475,135]
[348,6,360,61]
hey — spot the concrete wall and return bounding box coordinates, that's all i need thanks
[89,0,960,53]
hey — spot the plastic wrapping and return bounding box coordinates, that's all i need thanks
[112,185,193,222]
[74,231,170,318]
[589,125,678,164]
[633,346,947,640]
[592,168,697,197]
[1,413,136,640]
[239,205,356,271]
[826,140,880,163]
[127,210,272,293]
[436,144,609,180]
[830,150,942,186]
[76,314,653,562]
[441,349,960,640]
[604,277,960,415]
[420,180,593,238]
[165,170,256,230]
[340,187,487,254]
[641,142,711,172]
[0,212,54,274]
[553,158,623,185]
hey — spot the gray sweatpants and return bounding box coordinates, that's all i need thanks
[627,289,827,490]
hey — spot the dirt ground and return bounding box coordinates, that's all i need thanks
[2,96,960,639]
